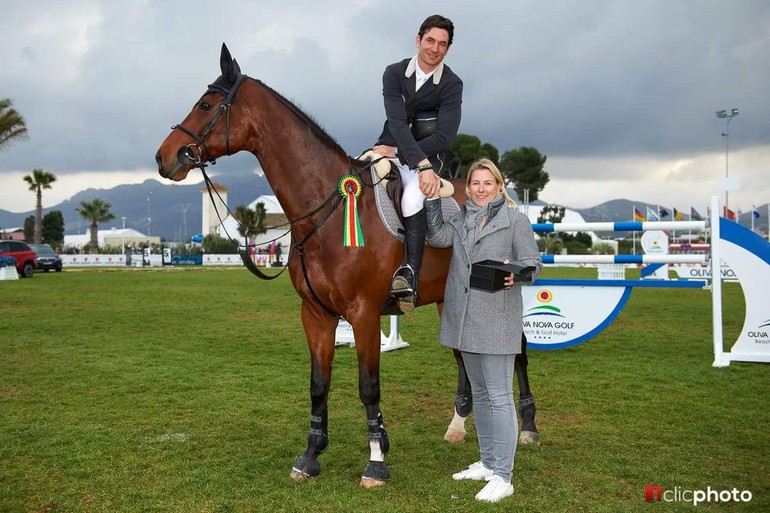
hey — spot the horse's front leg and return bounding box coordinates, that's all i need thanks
[352,310,390,487]
[444,348,472,442]
[516,334,540,445]
[290,302,338,481]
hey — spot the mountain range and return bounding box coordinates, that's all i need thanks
[1,174,767,241]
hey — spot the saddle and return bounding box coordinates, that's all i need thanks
[357,150,459,242]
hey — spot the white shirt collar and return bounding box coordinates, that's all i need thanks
[405,55,444,86]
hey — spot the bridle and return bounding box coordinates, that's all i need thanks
[167,73,248,174]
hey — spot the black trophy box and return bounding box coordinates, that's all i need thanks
[470,260,536,292]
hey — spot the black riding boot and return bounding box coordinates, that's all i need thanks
[390,209,427,313]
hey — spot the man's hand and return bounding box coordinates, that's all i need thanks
[418,165,440,198]
[372,145,397,158]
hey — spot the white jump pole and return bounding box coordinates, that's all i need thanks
[710,195,728,367]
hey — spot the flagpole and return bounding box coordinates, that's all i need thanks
[670,206,674,242]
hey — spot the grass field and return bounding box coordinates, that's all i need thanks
[1,267,768,512]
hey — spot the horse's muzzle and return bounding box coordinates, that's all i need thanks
[156,150,184,180]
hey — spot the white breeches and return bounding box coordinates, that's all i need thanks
[393,159,427,217]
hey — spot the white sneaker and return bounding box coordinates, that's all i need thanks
[475,475,514,502]
[452,461,493,481]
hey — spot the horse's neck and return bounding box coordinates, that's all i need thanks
[243,83,348,221]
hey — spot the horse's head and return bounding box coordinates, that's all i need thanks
[155,43,246,181]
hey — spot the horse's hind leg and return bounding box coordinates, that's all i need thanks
[352,311,390,487]
[516,333,540,445]
[290,303,338,481]
[444,348,472,443]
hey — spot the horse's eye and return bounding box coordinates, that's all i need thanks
[200,101,212,111]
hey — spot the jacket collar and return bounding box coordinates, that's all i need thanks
[405,55,444,85]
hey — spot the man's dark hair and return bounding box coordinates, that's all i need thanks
[418,14,454,46]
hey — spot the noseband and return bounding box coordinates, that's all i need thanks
[170,73,248,171]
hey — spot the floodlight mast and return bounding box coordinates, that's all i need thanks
[715,108,739,211]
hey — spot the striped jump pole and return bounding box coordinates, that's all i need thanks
[532,220,707,233]
[541,254,707,264]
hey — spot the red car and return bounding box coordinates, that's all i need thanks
[0,240,38,278]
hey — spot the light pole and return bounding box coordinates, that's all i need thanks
[715,108,739,211]
[179,203,191,243]
[147,191,153,236]
[121,216,126,251]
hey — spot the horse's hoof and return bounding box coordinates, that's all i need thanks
[360,477,387,488]
[361,460,390,486]
[519,430,540,445]
[290,469,311,481]
[291,455,321,481]
[444,427,467,443]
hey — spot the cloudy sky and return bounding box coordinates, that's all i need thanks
[1,0,768,215]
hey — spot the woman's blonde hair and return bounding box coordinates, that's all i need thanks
[465,158,517,206]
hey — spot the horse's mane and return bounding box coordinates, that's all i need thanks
[248,77,346,155]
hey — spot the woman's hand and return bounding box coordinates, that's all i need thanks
[503,259,515,289]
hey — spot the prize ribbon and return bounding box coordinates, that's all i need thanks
[338,175,364,247]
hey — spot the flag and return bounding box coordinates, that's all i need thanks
[673,208,685,221]
[659,207,670,218]
[633,208,645,221]
[753,206,760,219]
[723,207,736,220]
[690,207,704,220]
[646,206,659,221]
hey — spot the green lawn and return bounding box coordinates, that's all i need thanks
[1,267,767,512]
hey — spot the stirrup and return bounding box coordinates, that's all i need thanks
[389,265,416,298]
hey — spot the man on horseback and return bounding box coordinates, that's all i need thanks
[372,14,463,312]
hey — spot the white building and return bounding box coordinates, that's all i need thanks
[215,195,291,250]
[201,182,230,235]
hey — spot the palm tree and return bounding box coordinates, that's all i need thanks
[75,199,116,254]
[234,203,267,260]
[0,98,29,150]
[23,169,57,244]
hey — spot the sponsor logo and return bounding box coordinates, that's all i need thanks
[750,318,770,344]
[524,289,564,319]
[522,289,575,338]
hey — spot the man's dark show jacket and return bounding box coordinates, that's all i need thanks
[376,56,463,174]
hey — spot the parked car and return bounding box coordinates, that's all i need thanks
[29,243,63,272]
[0,240,38,278]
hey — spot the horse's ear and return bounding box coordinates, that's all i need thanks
[220,43,237,83]
[233,59,242,76]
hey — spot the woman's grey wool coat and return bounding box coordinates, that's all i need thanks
[426,201,542,355]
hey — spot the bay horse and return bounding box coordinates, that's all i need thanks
[154,43,538,487]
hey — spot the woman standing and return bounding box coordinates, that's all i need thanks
[425,158,542,503]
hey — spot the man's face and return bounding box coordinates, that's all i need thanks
[415,27,450,72]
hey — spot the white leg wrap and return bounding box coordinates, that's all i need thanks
[449,411,467,432]
[369,439,384,462]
